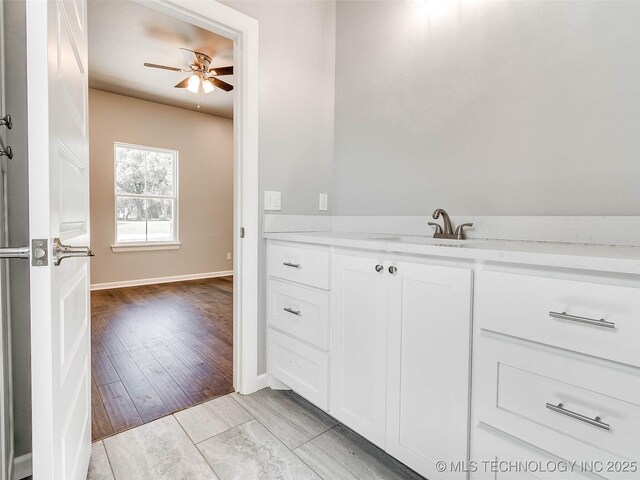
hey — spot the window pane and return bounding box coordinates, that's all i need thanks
[145,151,174,196]
[116,197,174,243]
[115,147,146,195]
[145,198,174,242]
[116,196,146,242]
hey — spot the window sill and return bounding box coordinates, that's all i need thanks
[111,242,181,253]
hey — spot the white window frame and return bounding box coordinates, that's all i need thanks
[111,142,180,252]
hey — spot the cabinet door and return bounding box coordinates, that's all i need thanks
[331,253,389,448]
[386,262,472,479]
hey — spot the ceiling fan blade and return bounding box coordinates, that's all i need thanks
[209,66,233,76]
[174,76,190,88]
[209,77,234,92]
[144,62,185,72]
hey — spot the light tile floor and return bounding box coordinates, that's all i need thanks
[88,388,425,480]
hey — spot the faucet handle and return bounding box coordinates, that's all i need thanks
[454,223,474,240]
[428,222,443,235]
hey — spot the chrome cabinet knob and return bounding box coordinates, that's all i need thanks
[388,266,397,275]
[375,264,383,273]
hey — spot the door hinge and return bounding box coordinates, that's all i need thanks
[32,239,48,266]
[240,227,245,239]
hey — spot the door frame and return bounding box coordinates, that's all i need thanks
[0,1,14,478]
[138,0,259,394]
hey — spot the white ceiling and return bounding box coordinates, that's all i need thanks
[88,0,234,119]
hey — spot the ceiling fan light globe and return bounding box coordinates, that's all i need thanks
[203,79,215,94]
[187,74,201,93]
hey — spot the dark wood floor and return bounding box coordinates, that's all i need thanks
[90,277,234,442]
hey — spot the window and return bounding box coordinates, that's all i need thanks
[114,143,178,246]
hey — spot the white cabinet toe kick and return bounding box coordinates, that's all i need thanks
[265,237,640,480]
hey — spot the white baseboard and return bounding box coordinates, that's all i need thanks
[255,373,269,390]
[91,270,233,291]
[13,453,31,480]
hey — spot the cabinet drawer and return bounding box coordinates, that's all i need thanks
[497,364,639,458]
[268,243,330,290]
[268,329,329,410]
[474,335,640,478]
[471,425,593,480]
[268,280,329,350]
[476,270,640,367]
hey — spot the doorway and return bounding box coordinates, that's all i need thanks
[86,0,242,442]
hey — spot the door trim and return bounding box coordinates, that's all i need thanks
[138,0,260,394]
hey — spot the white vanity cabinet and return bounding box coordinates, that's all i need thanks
[265,233,640,480]
[330,253,473,476]
[267,241,474,478]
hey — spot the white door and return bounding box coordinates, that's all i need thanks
[386,261,472,480]
[26,1,92,479]
[330,253,388,448]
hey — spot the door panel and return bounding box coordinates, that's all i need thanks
[26,0,91,478]
[59,144,89,236]
[386,262,472,479]
[330,254,388,448]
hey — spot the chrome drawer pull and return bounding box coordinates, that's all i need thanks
[283,262,301,269]
[549,311,615,329]
[545,402,610,431]
[283,307,301,316]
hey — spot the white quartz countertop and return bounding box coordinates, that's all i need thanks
[263,231,640,276]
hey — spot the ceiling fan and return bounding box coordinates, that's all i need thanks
[144,48,234,99]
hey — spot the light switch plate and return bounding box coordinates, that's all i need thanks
[319,193,328,211]
[264,190,282,211]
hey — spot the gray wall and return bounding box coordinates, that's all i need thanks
[223,0,336,216]
[332,0,640,215]
[4,0,31,459]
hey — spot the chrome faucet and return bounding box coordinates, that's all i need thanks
[429,209,473,240]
